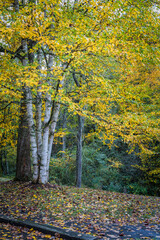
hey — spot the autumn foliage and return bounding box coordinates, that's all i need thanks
[0,0,160,186]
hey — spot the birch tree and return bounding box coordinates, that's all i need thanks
[0,0,159,184]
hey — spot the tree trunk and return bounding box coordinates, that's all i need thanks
[39,61,67,183]
[0,150,4,175]
[39,53,53,184]
[76,114,84,188]
[15,0,31,181]
[46,70,66,182]
[62,109,67,158]
[16,93,31,181]
[36,48,43,181]
[26,86,39,183]
[3,150,9,175]
[72,71,84,187]
[39,92,52,183]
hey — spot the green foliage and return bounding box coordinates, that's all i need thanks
[0,147,16,177]
[81,142,120,190]
[128,182,148,196]
[49,137,160,196]
[49,151,76,186]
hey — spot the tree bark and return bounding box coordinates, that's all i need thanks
[46,66,67,182]
[0,150,4,175]
[16,93,31,181]
[72,71,84,188]
[62,109,67,158]
[39,92,52,183]
[36,48,43,181]
[26,86,39,183]
[4,150,9,175]
[15,0,31,181]
[76,114,84,188]
[39,53,53,184]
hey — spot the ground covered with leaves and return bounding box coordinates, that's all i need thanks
[0,181,160,239]
[0,222,62,240]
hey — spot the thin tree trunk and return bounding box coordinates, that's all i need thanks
[46,72,66,181]
[48,100,63,160]
[0,150,4,175]
[4,150,9,175]
[46,100,62,181]
[72,70,84,187]
[76,114,84,188]
[36,48,43,180]
[62,109,67,158]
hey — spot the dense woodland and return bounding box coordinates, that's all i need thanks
[0,0,160,195]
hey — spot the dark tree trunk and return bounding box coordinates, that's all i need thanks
[76,114,84,188]
[4,150,9,175]
[14,0,31,181]
[0,150,4,175]
[15,93,31,181]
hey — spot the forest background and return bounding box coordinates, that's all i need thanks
[0,0,160,196]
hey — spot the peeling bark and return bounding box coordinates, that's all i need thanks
[36,48,43,181]
[39,53,53,183]
[26,87,39,183]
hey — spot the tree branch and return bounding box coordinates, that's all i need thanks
[0,45,24,61]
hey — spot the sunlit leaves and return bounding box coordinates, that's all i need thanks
[0,0,160,181]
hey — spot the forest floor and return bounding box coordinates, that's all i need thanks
[0,180,160,239]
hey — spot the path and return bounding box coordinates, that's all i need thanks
[0,215,160,239]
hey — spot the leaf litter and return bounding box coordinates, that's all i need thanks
[0,181,160,239]
[0,222,63,240]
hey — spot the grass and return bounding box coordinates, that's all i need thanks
[0,177,14,182]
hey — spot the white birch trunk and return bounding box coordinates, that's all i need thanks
[26,87,39,183]
[46,101,62,180]
[21,39,38,183]
[39,53,53,184]
[36,90,42,179]
[36,48,43,179]
[46,63,68,180]
[39,93,51,183]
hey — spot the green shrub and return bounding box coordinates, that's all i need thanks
[49,139,160,196]
[49,151,76,185]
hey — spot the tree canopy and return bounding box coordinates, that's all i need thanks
[0,0,160,183]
